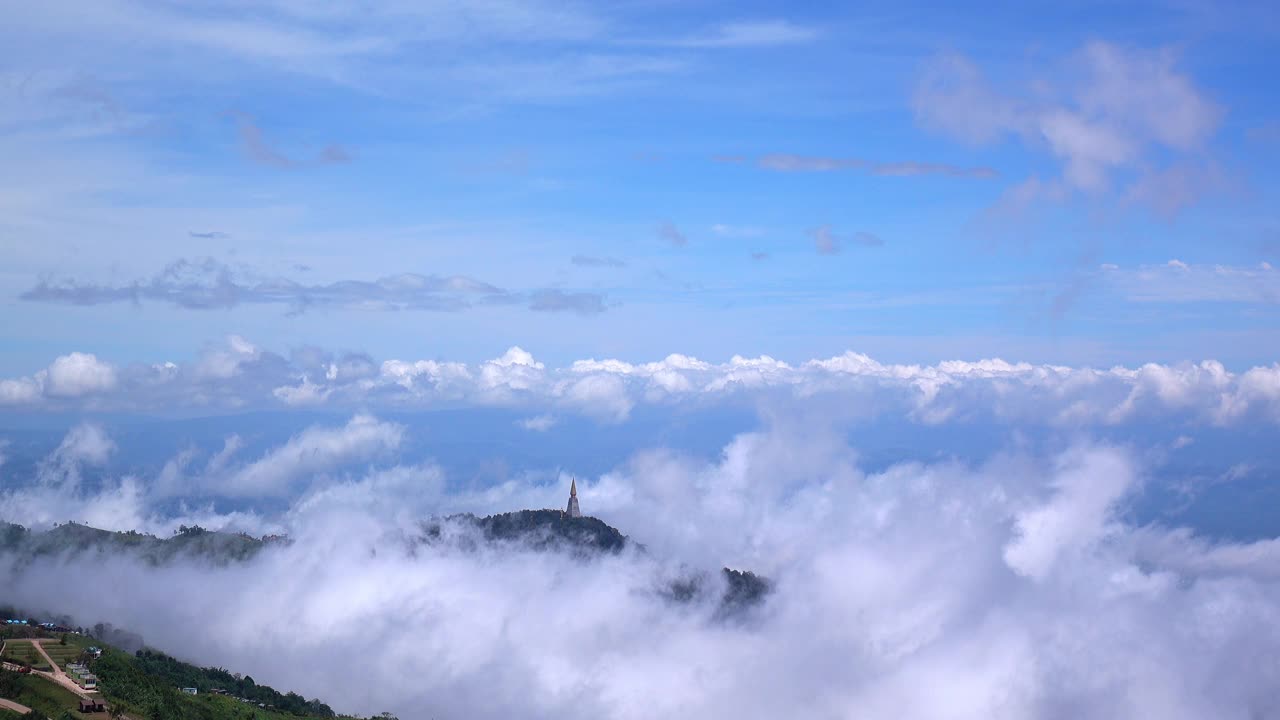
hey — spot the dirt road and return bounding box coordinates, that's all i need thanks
[0,697,34,714]
[30,640,93,699]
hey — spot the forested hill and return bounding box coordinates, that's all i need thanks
[419,509,630,553]
[0,521,283,566]
[1,511,772,613]
[417,510,772,614]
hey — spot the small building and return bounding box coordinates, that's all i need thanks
[181,687,198,695]
[78,698,106,713]
[81,674,98,690]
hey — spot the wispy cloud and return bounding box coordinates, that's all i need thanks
[657,221,688,247]
[811,226,884,254]
[571,255,628,268]
[528,289,608,315]
[754,154,997,178]
[711,224,765,238]
[227,111,353,168]
[518,414,558,431]
[1104,260,1280,304]
[20,258,609,315]
[188,230,230,240]
[913,42,1221,210]
[665,20,817,48]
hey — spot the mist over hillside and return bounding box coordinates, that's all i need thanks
[3,412,1280,719]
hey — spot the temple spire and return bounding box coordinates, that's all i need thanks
[566,476,581,518]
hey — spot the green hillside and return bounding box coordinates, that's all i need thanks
[0,626,389,720]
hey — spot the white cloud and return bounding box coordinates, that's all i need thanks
[50,422,117,469]
[519,414,558,432]
[220,414,404,497]
[557,373,633,423]
[272,375,331,406]
[3,425,1280,719]
[915,42,1221,210]
[194,335,260,380]
[0,376,43,405]
[1103,260,1280,304]
[0,423,146,530]
[6,340,1280,428]
[1003,443,1137,580]
[43,352,118,397]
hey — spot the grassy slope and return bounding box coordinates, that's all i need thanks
[8,673,86,717]
[0,641,49,672]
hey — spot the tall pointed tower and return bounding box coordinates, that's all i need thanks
[566,476,582,518]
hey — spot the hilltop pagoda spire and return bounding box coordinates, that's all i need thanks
[566,476,581,518]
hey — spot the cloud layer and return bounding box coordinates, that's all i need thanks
[21,257,608,315]
[5,338,1280,428]
[3,418,1280,719]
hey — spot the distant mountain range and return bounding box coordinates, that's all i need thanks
[0,520,275,567]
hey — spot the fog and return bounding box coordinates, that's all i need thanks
[3,416,1280,719]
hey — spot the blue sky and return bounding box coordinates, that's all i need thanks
[7,6,1280,717]
[2,0,1279,376]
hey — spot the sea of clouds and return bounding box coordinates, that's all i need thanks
[2,399,1280,719]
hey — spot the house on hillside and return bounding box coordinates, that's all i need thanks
[78,698,106,713]
[181,687,198,695]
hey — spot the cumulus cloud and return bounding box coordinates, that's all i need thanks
[3,419,1280,719]
[7,340,1280,428]
[44,352,118,397]
[0,352,118,406]
[914,42,1221,210]
[21,257,610,315]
